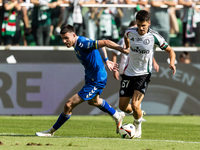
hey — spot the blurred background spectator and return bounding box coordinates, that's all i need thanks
[118,0,136,37]
[149,0,177,44]
[0,0,3,45]
[169,5,180,35]
[178,0,198,46]
[83,6,98,40]
[49,0,62,40]
[30,0,59,46]
[62,0,85,36]
[179,51,191,63]
[2,0,22,46]
[96,0,123,42]
[0,1,200,46]
[193,0,200,46]
[20,0,32,46]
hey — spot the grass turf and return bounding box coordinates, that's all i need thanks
[0,115,200,150]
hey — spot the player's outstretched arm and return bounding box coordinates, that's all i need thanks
[98,40,129,54]
[112,52,120,80]
[106,60,119,72]
[164,46,176,75]
[98,47,119,72]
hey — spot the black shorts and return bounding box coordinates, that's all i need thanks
[119,74,151,97]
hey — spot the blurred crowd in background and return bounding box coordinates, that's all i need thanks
[0,0,200,47]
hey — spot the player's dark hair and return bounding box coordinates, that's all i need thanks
[129,20,136,27]
[60,24,76,34]
[180,51,190,59]
[136,10,150,22]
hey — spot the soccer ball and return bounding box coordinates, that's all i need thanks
[119,123,135,139]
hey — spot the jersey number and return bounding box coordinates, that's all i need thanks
[122,80,130,88]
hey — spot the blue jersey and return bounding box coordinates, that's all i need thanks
[74,36,107,87]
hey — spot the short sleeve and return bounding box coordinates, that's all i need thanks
[77,37,98,52]
[153,32,169,50]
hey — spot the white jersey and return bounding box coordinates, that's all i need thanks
[124,27,168,76]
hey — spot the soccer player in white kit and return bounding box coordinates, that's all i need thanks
[119,10,176,138]
[112,20,159,118]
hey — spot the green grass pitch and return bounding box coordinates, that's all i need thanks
[0,115,200,150]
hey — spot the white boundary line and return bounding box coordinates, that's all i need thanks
[1,133,200,144]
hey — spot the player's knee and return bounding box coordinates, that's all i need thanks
[119,104,127,112]
[87,96,100,106]
[64,101,72,111]
[132,104,139,112]
[87,99,99,106]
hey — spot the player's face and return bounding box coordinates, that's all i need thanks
[61,32,76,48]
[136,20,150,35]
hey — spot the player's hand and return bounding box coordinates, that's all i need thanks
[153,61,159,72]
[169,64,176,75]
[105,60,119,72]
[113,71,120,80]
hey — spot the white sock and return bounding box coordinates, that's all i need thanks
[129,111,133,115]
[134,117,142,125]
[112,111,120,120]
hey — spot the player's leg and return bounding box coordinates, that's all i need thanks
[88,95,125,134]
[131,90,144,119]
[119,97,132,114]
[132,90,144,138]
[35,94,84,136]
[132,74,151,138]
[118,97,146,120]
[88,95,116,115]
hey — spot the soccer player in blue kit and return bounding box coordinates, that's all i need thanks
[35,24,130,137]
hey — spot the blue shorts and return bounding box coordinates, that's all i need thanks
[78,81,105,101]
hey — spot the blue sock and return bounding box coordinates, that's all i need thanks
[53,112,71,130]
[98,99,116,116]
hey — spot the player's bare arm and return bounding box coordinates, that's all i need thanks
[98,40,129,54]
[98,47,118,72]
[153,57,159,72]
[124,35,130,49]
[111,52,120,80]
[164,46,176,75]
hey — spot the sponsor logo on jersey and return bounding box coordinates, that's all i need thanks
[130,47,150,54]
[87,42,90,49]
[130,37,134,41]
[143,39,150,45]
[137,38,142,41]
[78,42,84,47]
[76,50,81,57]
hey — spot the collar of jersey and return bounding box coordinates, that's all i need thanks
[74,36,79,48]
[136,28,150,34]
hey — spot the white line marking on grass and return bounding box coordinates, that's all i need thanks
[0,133,22,136]
[1,133,200,144]
[55,136,200,144]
